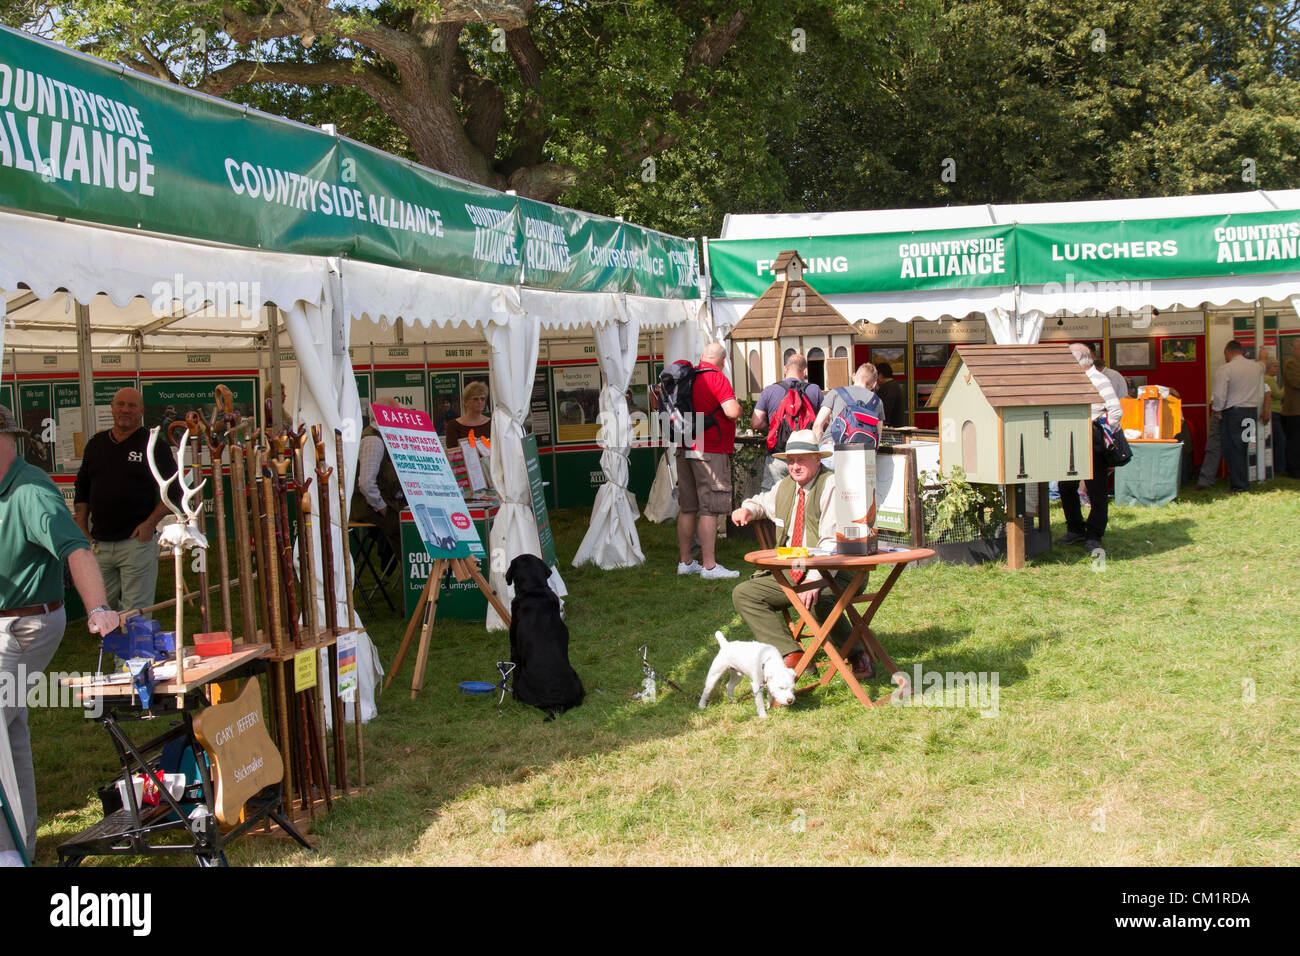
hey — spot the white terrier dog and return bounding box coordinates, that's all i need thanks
[699,631,797,718]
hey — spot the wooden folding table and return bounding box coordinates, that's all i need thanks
[742,547,934,708]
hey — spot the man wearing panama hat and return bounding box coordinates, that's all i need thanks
[729,429,870,679]
[0,406,119,864]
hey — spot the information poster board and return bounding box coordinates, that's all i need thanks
[52,378,135,472]
[18,382,56,471]
[141,377,259,465]
[553,364,601,443]
[371,403,480,560]
[428,372,461,435]
[372,369,426,416]
[523,434,557,566]
[529,366,553,445]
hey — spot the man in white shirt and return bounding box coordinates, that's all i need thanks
[1212,340,1266,493]
[349,411,405,560]
[729,430,868,678]
[1059,343,1123,551]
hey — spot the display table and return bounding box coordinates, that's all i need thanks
[742,547,935,708]
[57,645,311,867]
[1114,441,1183,506]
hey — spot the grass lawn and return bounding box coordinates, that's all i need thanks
[28,478,1300,866]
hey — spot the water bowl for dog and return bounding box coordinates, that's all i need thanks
[459,681,496,695]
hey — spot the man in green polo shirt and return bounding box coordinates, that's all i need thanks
[0,406,119,865]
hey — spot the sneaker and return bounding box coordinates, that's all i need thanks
[1085,538,1103,552]
[1057,531,1088,545]
[700,563,739,579]
[677,560,703,575]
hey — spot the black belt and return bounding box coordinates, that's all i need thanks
[0,600,64,618]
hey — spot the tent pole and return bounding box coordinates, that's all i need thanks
[1253,300,1265,358]
[75,300,95,454]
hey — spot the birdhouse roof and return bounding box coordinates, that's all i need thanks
[771,250,806,272]
[928,344,1103,408]
[727,253,856,340]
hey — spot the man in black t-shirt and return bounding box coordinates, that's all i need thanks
[73,388,178,616]
[875,363,907,428]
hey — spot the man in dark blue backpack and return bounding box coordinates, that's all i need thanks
[813,363,882,451]
[751,353,822,491]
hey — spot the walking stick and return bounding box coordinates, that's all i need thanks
[273,441,332,811]
[336,427,365,787]
[229,442,258,642]
[312,426,339,636]
[296,431,345,792]
[180,412,211,634]
[147,428,207,687]
[256,444,294,813]
[206,385,238,635]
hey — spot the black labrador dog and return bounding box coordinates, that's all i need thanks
[505,554,584,718]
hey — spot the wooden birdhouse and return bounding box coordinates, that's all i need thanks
[927,344,1100,484]
[727,250,859,396]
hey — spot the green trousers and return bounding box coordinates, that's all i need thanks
[731,570,860,657]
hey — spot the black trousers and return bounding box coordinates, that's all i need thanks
[1059,429,1108,539]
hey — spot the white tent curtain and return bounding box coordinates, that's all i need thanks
[282,288,383,722]
[483,317,556,630]
[573,312,644,568]
[986,307,1045,345]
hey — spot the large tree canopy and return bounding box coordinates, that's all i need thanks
[4,1,1298,238]
[4,1,922,218]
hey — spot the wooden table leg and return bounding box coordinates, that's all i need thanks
[771,568,877,708]
[823,562,907,678]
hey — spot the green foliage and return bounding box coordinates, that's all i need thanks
[922,466,1009,540]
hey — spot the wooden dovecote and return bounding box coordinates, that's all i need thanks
[927,344,1103,484]
[727,250,860,397]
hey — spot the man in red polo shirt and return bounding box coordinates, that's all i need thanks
[677,342,742,579]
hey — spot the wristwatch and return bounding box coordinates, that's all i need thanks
[89,605,112,615]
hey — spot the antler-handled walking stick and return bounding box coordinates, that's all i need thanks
[147,427,207,685]
[336,427,364,787]
[173,412,211,634]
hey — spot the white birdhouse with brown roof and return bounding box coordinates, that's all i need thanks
[727,250,859,397]
[927,344,1102,484]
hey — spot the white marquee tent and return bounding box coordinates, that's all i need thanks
[710,189,1300,347]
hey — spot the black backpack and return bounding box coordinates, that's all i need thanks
[766,381,816,453]
[651,360,718,445]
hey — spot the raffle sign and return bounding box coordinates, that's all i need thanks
[370,403,480,559]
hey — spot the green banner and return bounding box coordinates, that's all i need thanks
[707,227,1015,297]
[1016,211,1300,284]
[709,210,1300,297]
[0,26,699,299]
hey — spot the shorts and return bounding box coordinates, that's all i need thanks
[676,449,732,516]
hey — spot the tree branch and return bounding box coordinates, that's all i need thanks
[199,58,405,117]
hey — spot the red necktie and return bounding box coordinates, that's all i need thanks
[790,487,806,583]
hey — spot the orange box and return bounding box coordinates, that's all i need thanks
[193,631,233,658]
[1120,387,1182,441]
